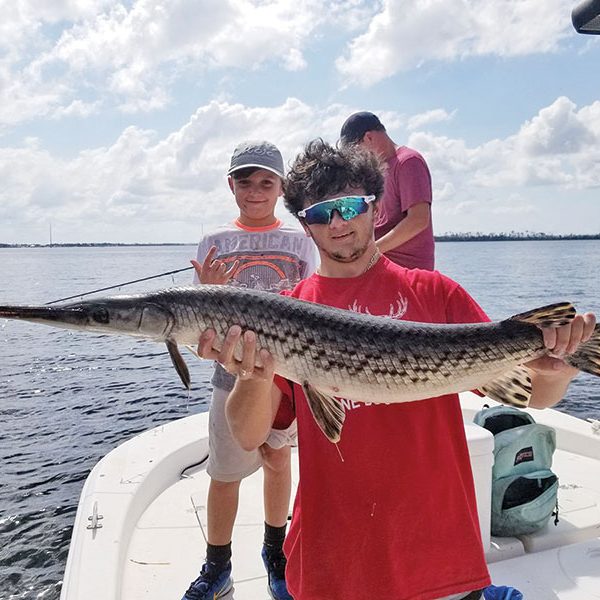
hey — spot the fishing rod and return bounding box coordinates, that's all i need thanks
[45,266,194,305]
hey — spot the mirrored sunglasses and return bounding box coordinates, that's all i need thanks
[298,195,376,225]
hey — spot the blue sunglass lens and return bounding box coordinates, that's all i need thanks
[303,205,331,224]
[303,197,368,224]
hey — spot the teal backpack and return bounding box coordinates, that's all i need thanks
[473,405,559,537]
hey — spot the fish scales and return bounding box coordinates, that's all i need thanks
[2,286,534,392]
[3,286,600,441]
[142,286,546,401]
[1,286,597,414]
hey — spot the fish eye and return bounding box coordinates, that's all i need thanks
[91,307,110,324]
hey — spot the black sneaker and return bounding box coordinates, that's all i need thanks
[261,546,292,600]
[181,560,233,600]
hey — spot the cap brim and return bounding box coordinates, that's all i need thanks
[339,133,364,145]
[227,163,284,178]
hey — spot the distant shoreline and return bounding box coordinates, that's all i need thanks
[0,242,194,248]
[435,233,600,242]
[2,234,600,248]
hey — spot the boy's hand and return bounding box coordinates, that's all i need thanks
[192,246,239,284]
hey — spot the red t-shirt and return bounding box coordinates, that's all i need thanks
[276,257,491,600]
[375,146,435,271]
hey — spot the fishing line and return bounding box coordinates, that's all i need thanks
[45,266,194,305]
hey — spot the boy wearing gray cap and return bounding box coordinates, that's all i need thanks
[181,141,317,600]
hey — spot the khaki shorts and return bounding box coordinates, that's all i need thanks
[207,386,297,482]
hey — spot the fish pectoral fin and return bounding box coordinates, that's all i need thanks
[302,382,345,444]
[509,302,575,328]
[166,339,191,389]
[478,366,531,408]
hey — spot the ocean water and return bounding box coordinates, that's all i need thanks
[1,241,599,599]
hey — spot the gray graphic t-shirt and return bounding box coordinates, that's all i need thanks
[194,219,318,390]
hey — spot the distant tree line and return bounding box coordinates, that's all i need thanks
[2,233,600,248]
[435,231,600,242]
[0,242,190,248]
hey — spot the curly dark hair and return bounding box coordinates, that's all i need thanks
[283,138,385,217]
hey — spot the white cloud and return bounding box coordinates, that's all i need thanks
[283,48,308,72]
[517,96,596,156]
[412,96,600,193]
[402,95,600,234]
[0,0,587,132]
[433,181,456,203]
[1,94,598,244]
[0,1,116,126]
[336,0,573,86]
[0,0,374,126]
[490,199,537,216]
[51,99,102,119]
[0,98,342,243]
[407,108,455,131]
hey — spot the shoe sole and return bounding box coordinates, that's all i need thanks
[266,585,291,600]
[218,579,234,599]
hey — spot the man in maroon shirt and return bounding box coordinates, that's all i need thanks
[340,111,435,270]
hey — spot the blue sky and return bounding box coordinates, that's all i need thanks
[1,0,599,244]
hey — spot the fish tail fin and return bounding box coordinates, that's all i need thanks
[509,302,576,328]
[565,324,600,377]
[478,366,532,408]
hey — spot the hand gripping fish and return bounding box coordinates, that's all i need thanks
[1,286,599,442]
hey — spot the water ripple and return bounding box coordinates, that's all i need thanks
[1,242,599,599]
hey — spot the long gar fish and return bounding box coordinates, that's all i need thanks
[1,286,599,442]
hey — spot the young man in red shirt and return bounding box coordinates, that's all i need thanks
[197,140,596,600]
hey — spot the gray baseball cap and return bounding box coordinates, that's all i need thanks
[227,140,285,178]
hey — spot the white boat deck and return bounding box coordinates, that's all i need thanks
[60,392,600,600]
[122,450,299,598]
